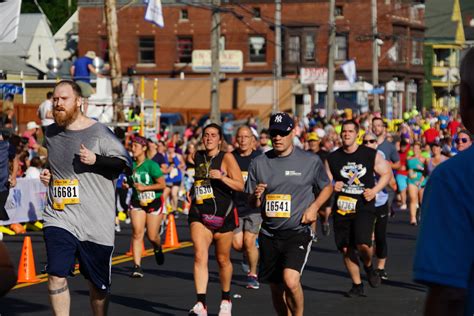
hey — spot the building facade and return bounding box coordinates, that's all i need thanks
[77,0,425,118]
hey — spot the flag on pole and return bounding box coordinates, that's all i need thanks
[0,0,22,43]
[341,59,357,84]
[144,0,164,28]
[387,44,398,62]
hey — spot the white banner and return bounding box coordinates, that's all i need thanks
[300,67,328,85]
[0,178,47,225]
[144,0,164,28]
[0,0,22,43]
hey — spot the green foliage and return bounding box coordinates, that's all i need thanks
[21,0,78,33]
[422,45,434,109]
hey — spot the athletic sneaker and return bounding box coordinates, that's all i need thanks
[346,283,365,298]
[130,265,144,278]
[312,234,318,243]
[375,268,388,280]
[114,223,121,233]
[322,222,330,236]
[246,274,260,289]
[218,300,232,316]
[364,265,381,288]
[189,302,208,316]
[154,247,165,265]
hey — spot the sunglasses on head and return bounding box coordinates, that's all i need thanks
[455,138,470,144]
[269,129,291,138]
[363,139,377,145]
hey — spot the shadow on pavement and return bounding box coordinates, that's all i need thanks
[75,291,189,315]
[302,284,347,296]
[0,296,49,315]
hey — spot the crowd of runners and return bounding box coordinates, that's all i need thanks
[0,62,473,315]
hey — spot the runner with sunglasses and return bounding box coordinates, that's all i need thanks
[246,112,332,316]
[326,120,391,297]
[454,129,472,152]
[362,132,395,281]
[188,123,244,316]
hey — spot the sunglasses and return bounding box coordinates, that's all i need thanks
[455,138,470,144]
[363,139,377,145]
[270,130,291,138]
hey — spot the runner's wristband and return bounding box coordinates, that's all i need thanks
[94,155,128,172]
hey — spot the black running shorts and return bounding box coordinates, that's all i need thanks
[258,228,313,284]
[333,210,376,251]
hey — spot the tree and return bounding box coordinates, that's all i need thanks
[21,0,77,34]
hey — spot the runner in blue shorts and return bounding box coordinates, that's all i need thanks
[40,80,131,315]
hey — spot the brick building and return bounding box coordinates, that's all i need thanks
[77,0,425,118]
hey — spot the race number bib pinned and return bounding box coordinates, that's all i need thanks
[241,171,248,182]
[52,179,80,210]
[265,194,291,218]
[138,191,156,207]
[336,195,357,216]
[195,180,214,204]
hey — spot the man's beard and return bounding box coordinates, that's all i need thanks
[53,105,79,127]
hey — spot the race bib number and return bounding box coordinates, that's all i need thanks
[336,196,357,215]
[195,180,214,204]
[52,179,80,210]
[241,171,248,182]
[265,194,291,218]
[138,191,156,206]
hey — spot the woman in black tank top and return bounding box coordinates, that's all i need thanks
[187,123,244,314]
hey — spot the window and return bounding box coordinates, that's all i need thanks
[285,29,316,64]
[99,36,110,63]
[304,33,315,61]
[288,36,301,63]
[180,9,188,20]
[249,36,266,63]
[252,7,261,19]
[138,37,155,64]
[411,39,423,65]
[177,36,193,63]
[335,34,348,60]
[335,5,343,17]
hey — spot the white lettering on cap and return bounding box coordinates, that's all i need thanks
[275,115,283,123]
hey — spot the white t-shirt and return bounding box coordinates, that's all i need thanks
[24,166,41,179]
[38,100,54,127]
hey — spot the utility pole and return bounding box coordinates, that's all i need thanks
[327,0,336,115]
[372,0,381,112]
[273,0,282,114]
[104,0,124,122]
[210,0,221,125]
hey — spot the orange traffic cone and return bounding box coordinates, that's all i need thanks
[125,240,147,257]
[17,236,41,283]
[163,214,180,248]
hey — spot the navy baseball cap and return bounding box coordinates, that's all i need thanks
[269,112,294,132]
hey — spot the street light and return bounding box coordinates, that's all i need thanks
[46,57,62,74]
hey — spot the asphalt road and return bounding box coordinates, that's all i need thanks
[0,211,427,316]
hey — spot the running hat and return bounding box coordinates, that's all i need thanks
[167,142,175,148]
[307,132,320,142]
[132,135,147,146]
[269,112,294,132]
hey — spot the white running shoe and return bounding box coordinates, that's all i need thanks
[189,302,207,316]
[218,300,232,316]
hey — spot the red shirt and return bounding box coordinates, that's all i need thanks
[448,120,461,136]
[397,144,410,176]
[423,128,439,144]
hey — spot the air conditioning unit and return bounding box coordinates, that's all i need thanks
[412,58,422,65]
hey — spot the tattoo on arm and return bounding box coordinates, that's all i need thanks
[49,285,68,295]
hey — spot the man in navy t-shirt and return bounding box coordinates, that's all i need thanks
[413,48,474,316]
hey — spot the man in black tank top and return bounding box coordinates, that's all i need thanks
[326,120,391,297]
[231,125,262,290]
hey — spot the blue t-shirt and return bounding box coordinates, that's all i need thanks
[438,115,449,130]
[413,146,474,315]
[73,56,93,83]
